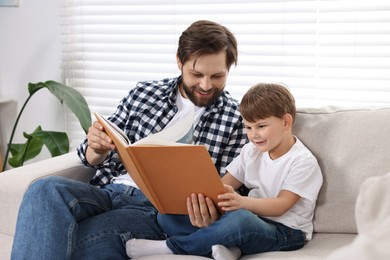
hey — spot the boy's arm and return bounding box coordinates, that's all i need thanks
[218,189,300,217]
[221,172,242,189]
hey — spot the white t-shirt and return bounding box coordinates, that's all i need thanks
[112,89,205,187]
[226,137,323,240]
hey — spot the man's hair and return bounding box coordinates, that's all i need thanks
[240,83,296,123]
[177,20,238,69]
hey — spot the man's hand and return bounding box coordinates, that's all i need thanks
[187,193,219,228]
[85,121,115,165]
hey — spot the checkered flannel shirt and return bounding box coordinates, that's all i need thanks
[77,76,247,186]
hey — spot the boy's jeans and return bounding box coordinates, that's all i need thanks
[158,209,305,257]
[11,176,164,260]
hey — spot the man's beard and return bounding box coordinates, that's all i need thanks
[181,80,223,107]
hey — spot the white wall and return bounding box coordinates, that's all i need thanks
[0,0,64,165]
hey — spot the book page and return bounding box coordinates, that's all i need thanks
[133,107,194,146]
[95,107,194,147]
[94,113,130,147]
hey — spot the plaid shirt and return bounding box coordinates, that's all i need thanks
[77,76,247,186]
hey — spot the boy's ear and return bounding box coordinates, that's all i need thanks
[283,113,293,128]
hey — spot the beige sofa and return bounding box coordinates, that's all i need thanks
[1,106,390,260]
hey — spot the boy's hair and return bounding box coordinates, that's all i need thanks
[177,20,238,69]
[240,83,296,123]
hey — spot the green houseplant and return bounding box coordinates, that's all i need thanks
[1,80,91,171]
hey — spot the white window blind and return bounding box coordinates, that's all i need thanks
[61,0,390,149]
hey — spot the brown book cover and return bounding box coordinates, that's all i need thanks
[94,112,226,214]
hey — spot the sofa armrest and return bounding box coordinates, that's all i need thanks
[0,152,95,236]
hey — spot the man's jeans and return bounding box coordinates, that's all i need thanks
[158,209,305,257]
[11,176,165,260]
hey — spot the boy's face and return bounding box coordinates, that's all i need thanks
[177,51,228,107]
[243,115,292,159]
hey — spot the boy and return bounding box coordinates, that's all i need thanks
[127,83,323,259]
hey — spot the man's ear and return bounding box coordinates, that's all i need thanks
[176,53,183,70]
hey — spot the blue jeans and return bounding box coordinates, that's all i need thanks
[158,209,305,257]
[11,176,165,260]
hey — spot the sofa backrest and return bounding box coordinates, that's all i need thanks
[293,106,390,234]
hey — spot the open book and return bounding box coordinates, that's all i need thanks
[94,112,226,214]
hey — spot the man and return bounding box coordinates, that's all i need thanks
[11,20,247,259]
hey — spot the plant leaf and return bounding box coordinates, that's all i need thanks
[27,129,69,157]
[8,127,44,167]
[28,81,92,133]
[28,82,45,95]
[8,126,70,168]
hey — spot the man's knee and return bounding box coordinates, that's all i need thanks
[27,176,70,199]
[32,175,67,186]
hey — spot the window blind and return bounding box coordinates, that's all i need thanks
[61,0,390,149]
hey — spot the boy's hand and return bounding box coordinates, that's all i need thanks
[187,193,219,228]
[217,184,244,211]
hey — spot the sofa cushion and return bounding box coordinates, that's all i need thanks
[0,152,94,238]
[0,234,12,260]
[133,233,356,260]
[325,172,390,260]
[241,233,356,260]
[293,107,390,233]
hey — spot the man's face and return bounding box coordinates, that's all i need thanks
[178,52,229,107]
